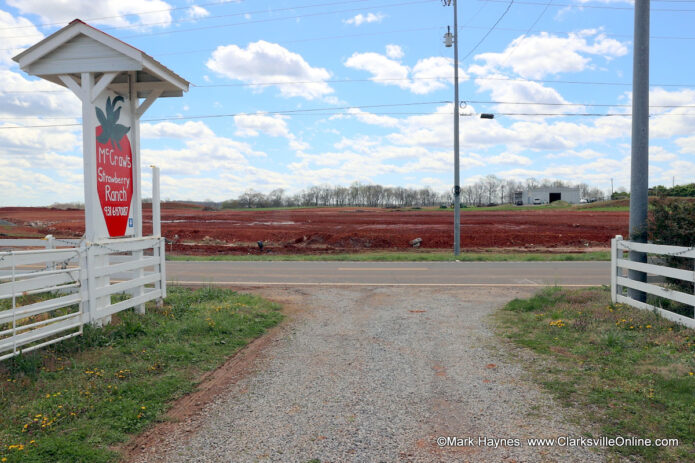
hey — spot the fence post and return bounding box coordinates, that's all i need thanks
[611,235,622,304]
[44,235,55,271]
[79,241,91,324]
[160,237,167,300]
[152,166,166,304]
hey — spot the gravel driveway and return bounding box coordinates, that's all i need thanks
[132,286,605,463]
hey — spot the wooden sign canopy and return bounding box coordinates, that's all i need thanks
[13,19,189,241]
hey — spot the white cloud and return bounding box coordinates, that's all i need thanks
[649,146,678,162]
[0,9,43,67]
[546,149,607,160]
[187,6,209,19]
[487,152,533,166]
[0,165,83,206]
[206,40,333,100]
[645,88,695,139]
[234,113,309,150]
[344,46,462,94]
[470,30,628,80]
[474,73,581,116]
[0,70,81,119]
[141,121,214,139]
[0,119,81,157]
[345,108,400,128]
[7,0,173,29]
[386,44,404,59]
[142,131,264,177]
[334,135,380,152]
[234,113,291,138]
[343,12,385,26]
[674,135,695,154]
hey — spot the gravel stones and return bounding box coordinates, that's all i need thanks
[133,286,605,463]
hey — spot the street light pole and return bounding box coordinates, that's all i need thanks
[444,0,461,256]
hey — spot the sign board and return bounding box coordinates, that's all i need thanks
[13,19,188,242]
[94,92,135,237]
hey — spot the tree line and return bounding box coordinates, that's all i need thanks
[220,176,607,209]
[650,183,695,197]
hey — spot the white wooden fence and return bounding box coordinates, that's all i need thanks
[0,236,166,360]
[611,235,695,329]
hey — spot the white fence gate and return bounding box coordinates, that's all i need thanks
[0,236,166,360]
[611,235,695,329]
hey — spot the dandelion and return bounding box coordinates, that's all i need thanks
[141,406,146,410]
[646,325,652,329]
[690,372,693,376]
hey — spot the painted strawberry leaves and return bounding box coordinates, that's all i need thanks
[96,96,130,150]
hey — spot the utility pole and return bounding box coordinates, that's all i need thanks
[628,0,650,302]
[610,178,614,198]
[443,0,461,255]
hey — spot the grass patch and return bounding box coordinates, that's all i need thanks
[494,287,695,462]
[0,286,283,463]
[168,251,610,262]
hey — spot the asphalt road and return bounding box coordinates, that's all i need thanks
[166,260,610,287]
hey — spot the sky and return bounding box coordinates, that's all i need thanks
[1,0,695,206]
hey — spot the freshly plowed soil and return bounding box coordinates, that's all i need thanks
[0,206,628,255]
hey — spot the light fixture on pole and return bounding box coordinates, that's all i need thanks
[443,0,461,256]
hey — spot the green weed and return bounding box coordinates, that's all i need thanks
[0,286,283,463]
[494,288,695,462]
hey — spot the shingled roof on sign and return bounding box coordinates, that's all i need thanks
[12,19,189,99]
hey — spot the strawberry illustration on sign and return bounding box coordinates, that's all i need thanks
[95,95,133,237]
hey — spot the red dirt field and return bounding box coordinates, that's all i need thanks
[0,205,628,255]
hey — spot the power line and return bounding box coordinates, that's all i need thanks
[500,0,553,66]
[465,99,695,108]
[465,112,695,117]
[8,104,695,128]
[119,0,436,40]
[459,24,695,41]
[6,98,695,122]
[460,0,515,62]
[479,0,695,11]
[2,0,430,41]
[0,0,245,31]
[7,74,695,97]
[0,25,442,53]
[0,101,450,129]
[5,19,695,54]
[1,0,376,40]
[474,75,695,88]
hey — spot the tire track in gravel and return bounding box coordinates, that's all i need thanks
[129,286,607,463]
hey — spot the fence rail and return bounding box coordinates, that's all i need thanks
[611,235,695,329]
[0,248,83,361]
[0,236,166,360]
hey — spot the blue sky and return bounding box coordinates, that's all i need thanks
[1,0,694,205]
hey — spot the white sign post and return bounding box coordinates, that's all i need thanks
[14,20,188,323]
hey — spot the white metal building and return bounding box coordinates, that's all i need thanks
[521,187,581,205]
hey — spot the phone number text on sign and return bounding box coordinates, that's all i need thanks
[103,206,130,217]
